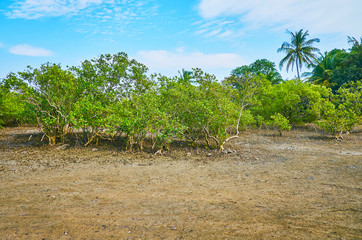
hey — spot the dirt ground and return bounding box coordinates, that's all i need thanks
[0,127,361,239]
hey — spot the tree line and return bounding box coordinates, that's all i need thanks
[0,31,361,152]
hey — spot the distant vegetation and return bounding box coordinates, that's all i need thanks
[0,31,361,151]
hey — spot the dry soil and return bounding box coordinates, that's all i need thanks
[0,127,361,239]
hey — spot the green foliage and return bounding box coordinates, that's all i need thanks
[318,80,361,137]
[0,92,25,126]
[178,68,194,83]
[270,113,291,136]
[307,36,362,92]
[69,94,112,145]
[225,72,268,134]
[348,36,362,53]
[1,74,35,126]
[70,52,150,146]
[0,74,35,127]
[2,45,359,150]
[69,52,186,151]
[231,59,282,84]
[159,69,239,149]
[331,43,362,92]
[16,63,78,145]
[113,86,185,151]
[305,49,347,88]
[318,105,357,137]
[255,79,331,125]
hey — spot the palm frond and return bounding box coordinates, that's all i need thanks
[286,55,295,72]
[277,42,293,53]
[347,36,358,45]
[304,38,320,47]
[279,53,293,71]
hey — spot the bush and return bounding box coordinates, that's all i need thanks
[14,64,78,145]
[270,113,291,136]
[318,80,361,138]
[255,79,331,125]
[3,50,359,150]
[0,73,35,127]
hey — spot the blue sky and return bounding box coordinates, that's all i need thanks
[0,0,361,80]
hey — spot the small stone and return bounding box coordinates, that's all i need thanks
[227,149,234,153]
[187,152,192,156]
[171,226,177,230]
[7,160,17,165]
[308,177,314,180]
[56,144,70,150]
[206,153,212,157]
[92,148,98,152]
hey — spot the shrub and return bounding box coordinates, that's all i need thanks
[270,113,291,136]
[17,63,78,145]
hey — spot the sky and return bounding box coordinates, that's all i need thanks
[0,0,361,80]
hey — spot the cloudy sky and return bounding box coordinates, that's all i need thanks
[0,0,361,80]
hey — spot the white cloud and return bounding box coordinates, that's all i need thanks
[0,42,4,48]
[218,30,233,38]
[73,0,158,36]
[6,0,102,19]
[194,18,242,39]
[9,44,53,56]
[205,28,222,37]
[195,28,209,35]
[6,0,159,37]
[136,49,247,79]
[198,0,362,36]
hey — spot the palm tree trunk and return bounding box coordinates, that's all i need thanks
[296,58,300,79]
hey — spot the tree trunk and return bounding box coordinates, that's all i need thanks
[82,127,88,144]
[296,58,300,79]
[49,136,56,146]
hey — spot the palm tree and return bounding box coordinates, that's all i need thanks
[347,36,362,52]
[278,29,320,79]
[304,49,346,87]
[178,68,193,82]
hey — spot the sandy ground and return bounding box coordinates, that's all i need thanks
[0,127,361,239]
